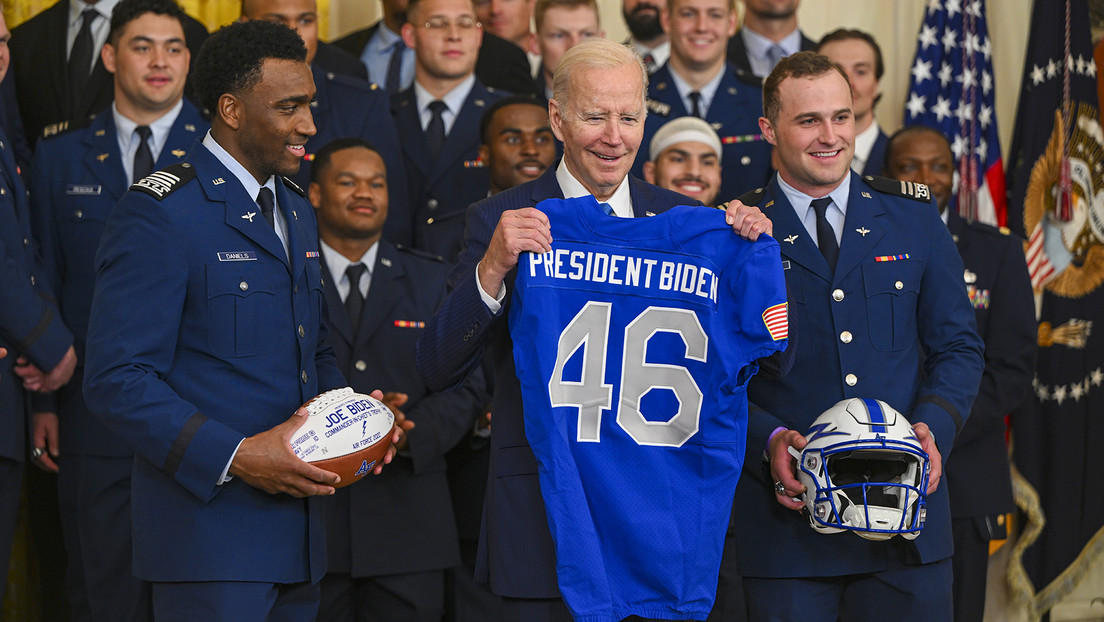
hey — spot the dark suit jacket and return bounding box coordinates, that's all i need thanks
[321,240,485,578]
[29,102,208,457]
[944,213,1035,518]
[861,128,889,178]
[389,80,507,261]
[332,23,536,96]
[635,63,772,202]
[726,28,817,84]
[733,174,984,578]
[416,165,698,598]
[312,41,369,81]
[10,0,208,145]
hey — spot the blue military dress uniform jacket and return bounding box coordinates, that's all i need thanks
[0,124,73,462]
[322,240,485,578]
[632,63,772,203]
[290,67,407,218]
[30,102,208,457]
[83,140,345,583]
[732,172,984,578]
[415,165,699,598]
[389,81,508,261]
[944,212,1035,519]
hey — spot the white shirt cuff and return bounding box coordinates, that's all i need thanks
[476,261,506,314]
[218,439,244,485]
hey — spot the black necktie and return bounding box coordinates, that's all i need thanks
[810,197,838,271]
[68,8,97,115]
[344,263,368,334]
[426,100,447,160]
[256,187,275,229]
[689,91,703,118]
[385,39,406,93]
[133,126,153,182]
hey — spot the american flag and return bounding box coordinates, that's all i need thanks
[903,0,1006,226]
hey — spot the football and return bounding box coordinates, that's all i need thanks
[290,387,395,488]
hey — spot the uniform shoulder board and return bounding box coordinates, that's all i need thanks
[394,244,446,263]
[733,187,766,207]
[43,116,94,139]
[130,162,196,200]
[646,99,671,116]
[281,176,306,197]
[733,68,764,89]
[863,175,932,203]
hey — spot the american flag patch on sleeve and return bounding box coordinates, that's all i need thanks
[762,302,788,341]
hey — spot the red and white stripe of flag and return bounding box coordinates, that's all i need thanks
[762,303,788,341]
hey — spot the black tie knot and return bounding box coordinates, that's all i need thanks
[689,91,703,118]
[810,196,832,218]
[133,126,154,181]
[256,187,276,229]
[344,263,369,334]
[810,197,838,272]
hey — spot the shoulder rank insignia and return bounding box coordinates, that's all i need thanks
[281,176,306,197]
[646,99,671,116]
[42,121,69,137]
[130,162,195,200]
[735,186,766,207]
[863,175,932,203]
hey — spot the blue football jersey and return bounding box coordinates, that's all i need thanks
[508,196,789,622]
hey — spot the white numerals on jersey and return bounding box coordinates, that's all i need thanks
[548,302,707,447]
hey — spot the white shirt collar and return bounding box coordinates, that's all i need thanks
[629,39,670,67]
[667,63,726,116]
[776,172,850,245]
[555,158,633,218]
[372,21,402,51]
[112,99,185,173]
[414,73,476,133]
[320,238,378,300]
[202,131,276,203]
[851,121,881,174]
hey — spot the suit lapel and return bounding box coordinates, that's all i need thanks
[529,164,565,205]
[357,241,405,343]
[835,173,886,281]
[320,254,354,345]
[392,89,432,178]
[82,114,128,201]
[762,178,833,282]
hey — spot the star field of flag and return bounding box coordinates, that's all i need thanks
[904,0,1006,225]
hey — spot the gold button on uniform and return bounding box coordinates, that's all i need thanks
[840,331,852,343]
[355,360,367,372]
[832,289,844,302]
[845,373,857,386]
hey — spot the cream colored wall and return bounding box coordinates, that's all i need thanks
[326,0,1031,160]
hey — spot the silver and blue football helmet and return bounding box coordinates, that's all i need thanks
[789,398,930,541]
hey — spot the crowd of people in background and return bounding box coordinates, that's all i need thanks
[0,0,1036,621]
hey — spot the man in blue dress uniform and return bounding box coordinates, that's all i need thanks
[28,1,208,618]
[82,20,398,621]
[732,51,984,621]
[632,0,772,202]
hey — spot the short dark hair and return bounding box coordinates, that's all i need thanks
[310,137,380,184]
[109,0,188,46]
[817,28,884,80]
[883,125,952,171]
[480,95,548,145]
[192,20,307,116]
[762,51,851,124]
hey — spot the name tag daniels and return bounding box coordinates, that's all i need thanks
[217,251,257,261]
[66,184,101,195]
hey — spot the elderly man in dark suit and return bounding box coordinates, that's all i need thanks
[416,37,771,621]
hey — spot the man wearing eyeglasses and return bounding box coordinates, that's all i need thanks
[390,0,508,263]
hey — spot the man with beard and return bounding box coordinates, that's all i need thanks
[622,0,668,73]
[727,0,815,81]
[480,95,557,194]
[643,116,722,206]
[334,0,535,95]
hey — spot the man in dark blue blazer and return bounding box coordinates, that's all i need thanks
[632,0,771,203]
[28,2,208,619]
[0,10,76,609]
[239,0,408,213]
[885,126,1036,622]
[308,137,486,622]
[725,0,815,83]
[416,38,773,621]
[818,28,889,177]
[82,21,398,622]
[389,0,508,262]
[732,52,984,622]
